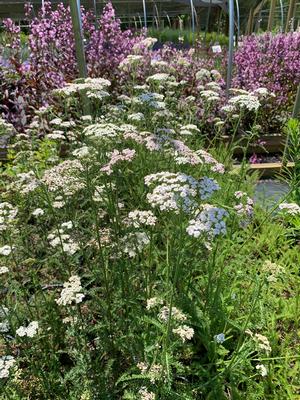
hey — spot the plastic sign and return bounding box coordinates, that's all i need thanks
[212,45,222,53]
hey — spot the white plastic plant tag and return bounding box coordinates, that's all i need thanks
[212,45,222,53]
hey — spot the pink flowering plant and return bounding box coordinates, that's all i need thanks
[0,2,144,128]
[0,66,299,399]
[2,2,296,140]
[234,32,300,132]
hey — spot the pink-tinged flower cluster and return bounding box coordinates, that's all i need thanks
[100,148,136,175]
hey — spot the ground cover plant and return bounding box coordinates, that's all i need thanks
[0,60,300,399]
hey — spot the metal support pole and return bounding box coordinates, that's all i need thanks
[204,0,212,41]
[190,0,195,44]
[142,0,147,28]
[285,0,297,32]
[69,0,87,78]
[226,0,234,97]
[279,0,284,31]
[235,0,240,45]
[267,0,276,31]
[292,84,300,119]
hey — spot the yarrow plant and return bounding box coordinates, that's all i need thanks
[0,45,299,400]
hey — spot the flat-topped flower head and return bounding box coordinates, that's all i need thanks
[124,210,157,228]
[56,275,85,306]
[173,325,194,342]
[16,321,39,338]
[0,246,13,256]
[229,93,260,111]
[0,356,15,379]
[187,205,228,238]
[279,202,300,215]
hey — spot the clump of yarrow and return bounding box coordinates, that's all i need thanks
[42,160,84,196]
[186,204,228,238]
[145,172,220,214]
[48,221,79,255]
[0,356,15,379]
[16,321,39,338]
[123,210,157,228]
[234,191,254,226]
[0,202,18,231]
[56,275,85,306]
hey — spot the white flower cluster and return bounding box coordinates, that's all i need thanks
[0,202,18,231]
[221,105,235,114]
[256,364,268,377]
[138,387,155,400]
[234,191,254,226]
[0,306,9,333]
[48,221,79,255]
[134,37,157,51]
[47,130,66,141]
[200,89,220,103]
[56,275,85,306]
[137,362,163,384]
[53,78,111,97]
[124,210,157,228]
[0,117,14,131]
[158,306,187,323]
[16,321,39,338]
[252,87,270,98]
[145,172,200,214]
[179,124,200,136]
[146,297,163,310]
[278,202,300,215]
[146,73,174,84]
[171,139,202,166]
[72,146,91,159]
[100,148,136,175]
[246,330,272,354]
[0,266,9,274]
[119,54,144,70]
[206,82,221,91]
[14,171,40,195]
[128,112,145,123]
[151,60,168,69]
[196,68,211,80]
[53,195,65,209]
[121,232,150,257]
[173,325,194,342]
[0,245,13,256]
[261,260,285,283]
[83,122,121,139]
[32,208,44,217]
[229,94,261,111]
[186,205,228,238]
[42,160,84,196]
[0,356,15,379]
[196,150,225,174]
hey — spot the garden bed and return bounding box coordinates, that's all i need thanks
[0,2,300,399]
[222,133,285,155]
